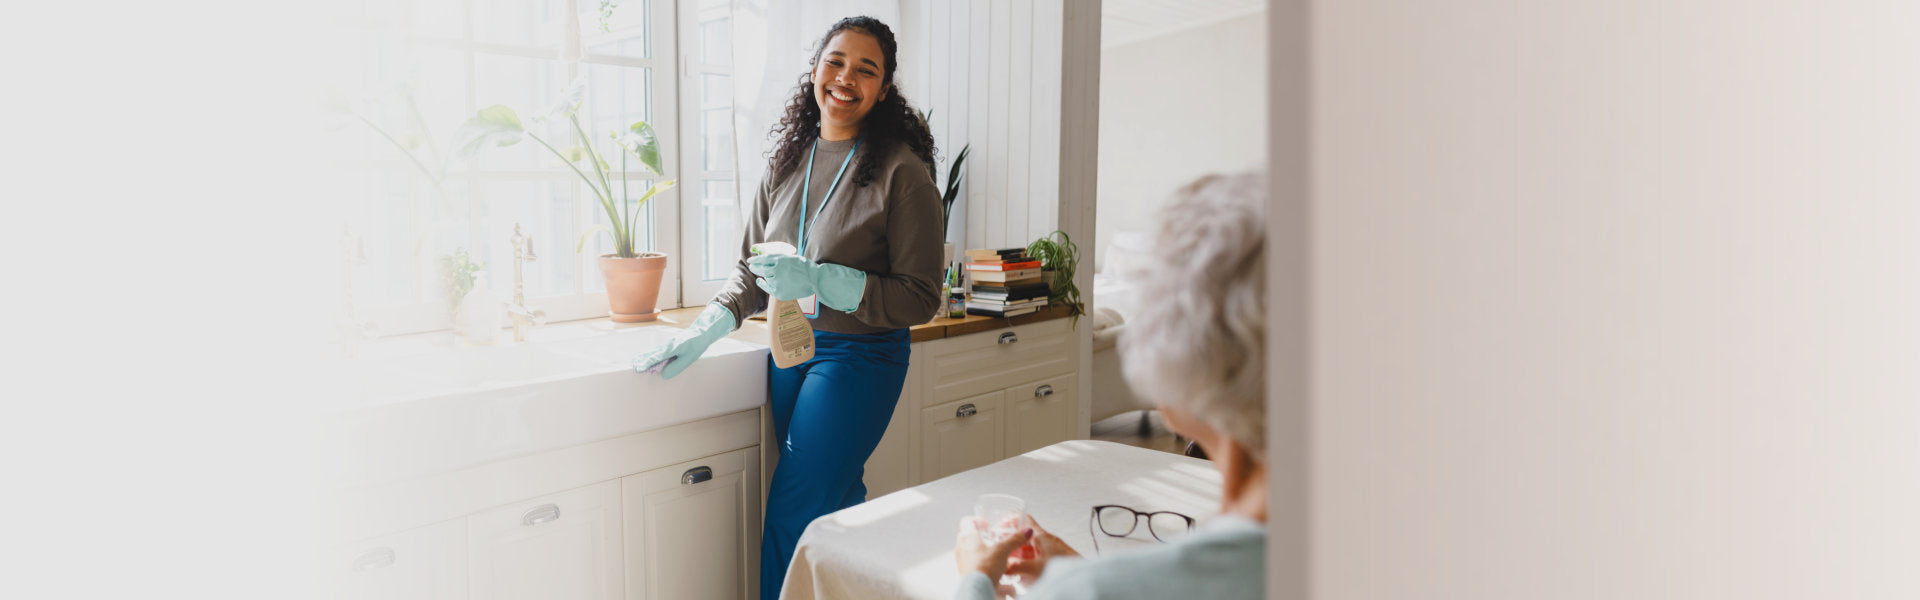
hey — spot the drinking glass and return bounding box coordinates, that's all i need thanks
[973,493,1028,544]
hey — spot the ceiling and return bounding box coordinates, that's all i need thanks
[1102,0,1266,48]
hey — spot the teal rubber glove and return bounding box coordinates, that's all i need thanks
[631,304,735,379]
[746,254,867,312]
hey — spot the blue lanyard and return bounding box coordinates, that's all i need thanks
[799,138,859,255]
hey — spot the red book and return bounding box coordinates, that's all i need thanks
[965,260,1042,272]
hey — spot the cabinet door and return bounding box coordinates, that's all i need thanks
[1004,374,1079,457]
[863,349,922,498]
[334,518,467,600]
[920,392,1006,481]
[623,446,762,600]
[469,480,622,600]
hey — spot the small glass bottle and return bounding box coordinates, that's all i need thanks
[946,264,967,318]
[948,288,967,319]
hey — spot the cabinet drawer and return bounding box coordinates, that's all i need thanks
[1004,374,1079,458]
[334,518,467,600]
[928,318,1070,356]
[468,480,623,600]
[926,321,1074,406]
[919,392,1005,481]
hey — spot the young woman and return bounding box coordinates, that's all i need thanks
[631,16,942,600]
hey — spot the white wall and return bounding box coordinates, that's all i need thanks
[1097,12,1266,267]
[1272,1,1920,598]
[898,0,1068,252]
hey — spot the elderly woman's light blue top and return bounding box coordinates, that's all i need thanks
[954,516,1266,600]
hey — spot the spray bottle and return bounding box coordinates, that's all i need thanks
[750,242,816,368]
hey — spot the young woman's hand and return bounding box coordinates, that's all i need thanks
[748,254,867,311]
[1005,515,1079,581]
[953,517,1033,582]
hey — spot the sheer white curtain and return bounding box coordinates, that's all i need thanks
[728,0,901,226]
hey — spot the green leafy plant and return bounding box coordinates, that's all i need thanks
[451,79,676,258]
[940,145,970,234]
[1026,230,1084,325]
[323,84,468,255]
[436,248,486,312]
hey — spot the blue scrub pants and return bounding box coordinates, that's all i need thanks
[760,328,911,600]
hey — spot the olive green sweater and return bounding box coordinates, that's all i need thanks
[712,137,944,334]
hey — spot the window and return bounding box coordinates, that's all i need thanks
[324,0,735,336]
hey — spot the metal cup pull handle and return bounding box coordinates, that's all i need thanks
[681,466,714,485]
[1034,384,1054,397]
[957,403,978,418]
[998,331,1018,345]
[351,547,395,572]
[522,503,561,526]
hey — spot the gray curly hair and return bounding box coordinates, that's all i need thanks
[1118,172,1267,456]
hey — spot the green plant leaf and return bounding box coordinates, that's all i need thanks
[536,78,588,122]
[561,146,590,162]
[942,145,970,226]
[638,179,677,205]
[576,225,612,254]
[449,105,526,162]
[615,121,664,176]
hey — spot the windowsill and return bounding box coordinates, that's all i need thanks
[341,306,774,363]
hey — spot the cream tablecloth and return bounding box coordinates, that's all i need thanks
[781,440,1222,600]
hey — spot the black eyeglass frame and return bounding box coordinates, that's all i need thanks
[1087,504,1196,554]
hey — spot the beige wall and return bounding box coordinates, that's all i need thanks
[1097,12,1266,268]
[1274,1,1920,597]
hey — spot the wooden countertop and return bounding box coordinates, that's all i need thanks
[654,304,1075,344]
[907,304,1075,342]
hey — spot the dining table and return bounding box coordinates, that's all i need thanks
[780,440,1223,599]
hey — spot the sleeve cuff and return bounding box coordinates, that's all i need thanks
[953,571,997,600]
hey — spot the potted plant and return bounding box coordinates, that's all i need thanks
[1026,230,1084,325]
[452,79,678,322]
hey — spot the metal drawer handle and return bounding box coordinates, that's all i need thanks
[1034,384,1054,397]
[956,403,978,418]
[521,503,561,526]
[998,331,1018,345]
[681,466,714,485]
[351,547,395,572]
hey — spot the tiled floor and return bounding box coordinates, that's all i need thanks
[1089,408,1188,455]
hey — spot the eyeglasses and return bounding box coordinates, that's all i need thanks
[1087,504,1195,555]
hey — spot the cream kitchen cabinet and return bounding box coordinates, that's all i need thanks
[333,518,468,600]
[920,391,1006,481]
[334,408,765,600]
[469,480,624,600]
[864,316,1080,496]
[622,447,762,600]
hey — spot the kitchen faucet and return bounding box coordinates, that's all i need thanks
[338,225,377,357]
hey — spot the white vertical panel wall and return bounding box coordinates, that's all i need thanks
[896,0,1072,252]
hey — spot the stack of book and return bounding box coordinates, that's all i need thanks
[961,247,1050,318]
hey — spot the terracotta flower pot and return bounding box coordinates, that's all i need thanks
[599,253,668,322]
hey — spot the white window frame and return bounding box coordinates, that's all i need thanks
[676,0,740,304]
[344,0,732,336]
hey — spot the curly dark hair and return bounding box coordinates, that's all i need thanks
[767,16,937,188]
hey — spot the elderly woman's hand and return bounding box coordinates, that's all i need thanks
[1005,515,1078,581]
[953,517,1033,582]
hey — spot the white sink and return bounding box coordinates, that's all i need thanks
[323,323,769,487]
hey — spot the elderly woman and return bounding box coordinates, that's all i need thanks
[953,172,1269,599]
